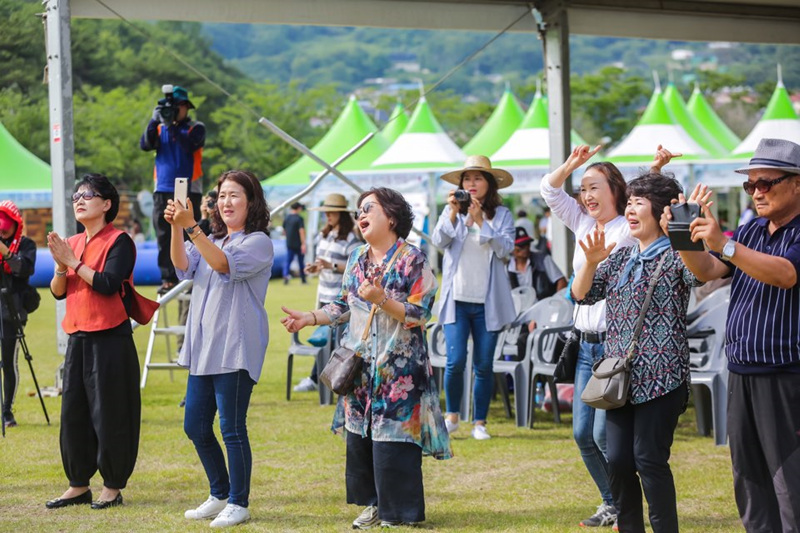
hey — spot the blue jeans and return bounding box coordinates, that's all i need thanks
[573,340,613,505]
[184,370,255,507]
[443,302,499,423]
[283,247,306,282]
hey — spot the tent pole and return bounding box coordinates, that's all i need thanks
[427,172,439,273]
[45,0,76,356]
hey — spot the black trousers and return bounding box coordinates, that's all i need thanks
[153,191,201,284]
[1,331,19,414]
[728,372,800,533]
[346,430,425,523]
[60,333,141,489]
[606,385,687,533]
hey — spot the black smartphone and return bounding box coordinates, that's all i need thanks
[668,203,704,251]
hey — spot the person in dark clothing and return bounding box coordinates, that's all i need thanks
[282,202,306,284]
[140,85,205,293]
[45,174,144,510]
[0,201,36,428]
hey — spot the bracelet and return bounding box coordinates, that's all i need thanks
[377,294,390,309]
[55,268,67,277]
[186,223,200,235]
[75,261,85,274]
[310,311,317,326]
[189,231,202,241]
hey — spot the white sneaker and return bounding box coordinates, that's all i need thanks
[185,495,228,520]
[472,425,491,440]
[293,377,318,392]
[444,419,459,434]
[352,505,379,529]
[209,503,250,527]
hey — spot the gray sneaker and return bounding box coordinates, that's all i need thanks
[580,502,617,527]
[381,520,417,528]
[353,505,379,530]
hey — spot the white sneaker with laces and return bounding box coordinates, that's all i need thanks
[293,377,318,392]
[352,505,380,529]
[472,425,491,440]
[185,495,228,520]
[579,502,617,527]
[444,419,459,434]
[209,503,250,527]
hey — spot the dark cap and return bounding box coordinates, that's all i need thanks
[290,202,304,210]
[514,227,533,247]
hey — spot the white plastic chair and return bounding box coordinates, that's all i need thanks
[688,303,729,445]
[428,323,472,421]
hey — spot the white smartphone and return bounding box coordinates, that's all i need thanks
[174,177,189,207]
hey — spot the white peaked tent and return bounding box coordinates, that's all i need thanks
[733,67,800,157]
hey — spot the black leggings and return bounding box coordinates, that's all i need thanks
[1,332,19,414]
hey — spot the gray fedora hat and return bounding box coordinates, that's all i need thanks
[735,138,800,174]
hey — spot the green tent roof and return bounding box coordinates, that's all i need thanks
[380,103,409,145]
[663,82,727,158]
[686,85,741,152]
[263,96,390,186]
[733,76,800,156]
[0,121,51,191]
[462,88,524,157]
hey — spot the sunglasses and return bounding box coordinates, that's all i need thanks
[72,190,104,203]
[742,173,797,195]
[356,201,377,219]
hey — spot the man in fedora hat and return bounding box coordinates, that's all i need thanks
[664,138,800,531]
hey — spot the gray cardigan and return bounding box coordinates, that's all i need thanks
[432,204,516,332]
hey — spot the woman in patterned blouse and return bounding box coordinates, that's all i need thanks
[281,187,451,530]
[571,173,702,533]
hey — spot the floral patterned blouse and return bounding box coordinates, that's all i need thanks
[578,247,702,404]
[322,239,452,460]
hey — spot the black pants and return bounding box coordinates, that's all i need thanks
[728,372,800,533]
[153,191,201,285]
[346,430,425,523]
[606,385,686,533]
[60,334,141,489]
[1,332,19,415]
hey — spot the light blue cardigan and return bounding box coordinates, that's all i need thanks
[432,204,516,332]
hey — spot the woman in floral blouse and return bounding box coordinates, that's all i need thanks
[571,173,702,533]
[281,187,451,530]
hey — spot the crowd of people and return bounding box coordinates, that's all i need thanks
[15,84,797,532]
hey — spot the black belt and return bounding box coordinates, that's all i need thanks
[576,329,606,344]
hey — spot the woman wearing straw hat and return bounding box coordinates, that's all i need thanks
[432,155,516,440]
[293,193,362,393]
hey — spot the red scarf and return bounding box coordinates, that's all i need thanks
[0,201,23,274]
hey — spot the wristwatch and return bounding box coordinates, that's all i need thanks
[185,223,200,236]
[721,239,736,261]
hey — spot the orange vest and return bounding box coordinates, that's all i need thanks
[62,224,130,334]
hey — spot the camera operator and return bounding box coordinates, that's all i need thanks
[0,201,36,428]
[140,85,205,294]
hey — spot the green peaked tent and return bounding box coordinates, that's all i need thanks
[263,96,390,186]
[663,82,727,158]
[380,102,409,145]
[686,84,741,152]
[0,121,51,207]
[733,70,800,157]
[608,80,707,163]
[371,97,464,169]
[462,88,524,157]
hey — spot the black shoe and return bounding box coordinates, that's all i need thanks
[46,490,93,509]
[157,282,176,295]
[2,411,16,428]
[91,492,123,510]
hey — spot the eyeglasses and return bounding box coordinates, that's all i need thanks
[742,173,797,195]
[356,201,377,219]
[72,190,104,203]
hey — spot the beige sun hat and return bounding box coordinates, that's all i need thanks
[440,155,514,189]
[309,193,351,212]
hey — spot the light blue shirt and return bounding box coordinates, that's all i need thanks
[176,230,274,383]
[432,204,516,331]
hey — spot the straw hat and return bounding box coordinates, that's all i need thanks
[440,155,514,189]
[309,193,351,212]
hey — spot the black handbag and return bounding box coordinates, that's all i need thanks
[553,329,579,383]
[21,284,41,314]
[319,244,405,396]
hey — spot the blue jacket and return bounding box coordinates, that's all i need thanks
[432,204,516,331]
[140,117,205,193]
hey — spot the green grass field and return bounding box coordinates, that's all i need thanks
[0,281,740,532]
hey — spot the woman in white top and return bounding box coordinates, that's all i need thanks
[432,155,516,441]
[540,144,678,527]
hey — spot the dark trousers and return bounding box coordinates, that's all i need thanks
[728,372,800,533]
[606,385,686,533]
[346,430,425,523]
[283,247,306,282]
[1,332,19,414]
[153,191,201,284]
[60,334,141,489]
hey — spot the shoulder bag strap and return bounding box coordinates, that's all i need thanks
[360,243,406,342]
[626,252,668,361]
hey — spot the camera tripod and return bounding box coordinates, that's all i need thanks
[0,267,49,438]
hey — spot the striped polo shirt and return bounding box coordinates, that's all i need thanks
[315,230,361,305]
[724,214,800,374]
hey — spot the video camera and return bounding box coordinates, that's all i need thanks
[155,84,177,125]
